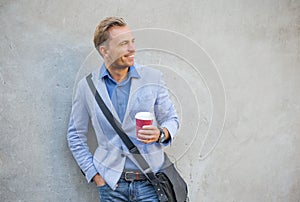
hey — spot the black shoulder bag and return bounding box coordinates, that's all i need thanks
[86,73,188,202]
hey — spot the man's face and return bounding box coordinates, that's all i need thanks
[103,26,135,69]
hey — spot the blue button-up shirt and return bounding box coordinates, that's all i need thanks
[99,64,141,170]
[99,64,140,122]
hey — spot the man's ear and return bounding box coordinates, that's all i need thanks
[99,45,107,57]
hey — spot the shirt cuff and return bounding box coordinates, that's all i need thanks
[85,166,98,183]
[161,121,178,146]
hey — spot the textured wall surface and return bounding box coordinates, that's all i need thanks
[1,0,299,201]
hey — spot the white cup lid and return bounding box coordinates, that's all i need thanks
[135,112,153,120]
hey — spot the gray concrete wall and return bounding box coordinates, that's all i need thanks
[1,0,299,201]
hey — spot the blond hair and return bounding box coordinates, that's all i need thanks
[93,17,127,48]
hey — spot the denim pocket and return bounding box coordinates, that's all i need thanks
[97,183,108,189]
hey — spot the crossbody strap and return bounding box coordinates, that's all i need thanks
[86,74,163,188]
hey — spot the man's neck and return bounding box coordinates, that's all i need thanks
[106,65,129,83]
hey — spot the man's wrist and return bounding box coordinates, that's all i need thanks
[157,127,170,143]
[93,174,106,186]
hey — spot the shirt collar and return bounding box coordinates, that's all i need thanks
[99,63,141,80]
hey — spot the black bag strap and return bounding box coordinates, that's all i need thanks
[86,73,167,201]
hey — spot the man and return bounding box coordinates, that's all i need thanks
[67,17,179,201]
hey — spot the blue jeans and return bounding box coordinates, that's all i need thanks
[97,179,158,202]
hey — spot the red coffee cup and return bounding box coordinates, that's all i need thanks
[135,112,153,137]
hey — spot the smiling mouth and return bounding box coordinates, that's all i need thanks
[125,54,134,58]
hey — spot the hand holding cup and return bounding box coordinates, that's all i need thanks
[135,112,160,144]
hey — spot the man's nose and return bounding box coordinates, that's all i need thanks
[128,42,135,52]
